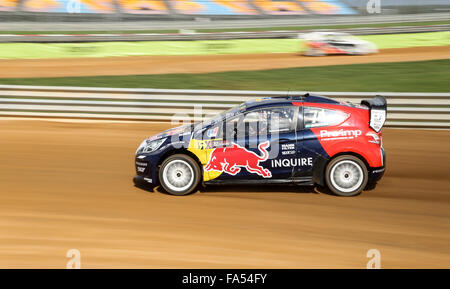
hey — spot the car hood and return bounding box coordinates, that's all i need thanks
[146,123,194,143]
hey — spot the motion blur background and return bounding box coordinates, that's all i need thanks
[1,0,450,16]
[0,0,449,268]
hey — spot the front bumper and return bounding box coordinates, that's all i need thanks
[133,175,154,187]
[134,153,161,187]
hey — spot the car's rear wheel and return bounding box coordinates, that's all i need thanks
[325,155,368,197]
[159,154,201,196]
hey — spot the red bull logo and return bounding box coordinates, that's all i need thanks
[204,141,272,178]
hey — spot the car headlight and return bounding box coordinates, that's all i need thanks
[136,138,166,154]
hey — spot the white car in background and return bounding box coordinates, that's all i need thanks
[300,32,378,56]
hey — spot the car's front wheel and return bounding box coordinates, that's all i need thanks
[325,155,368,197]
[159,154,201,196]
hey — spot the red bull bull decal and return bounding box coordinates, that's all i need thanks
[204,141,272,178]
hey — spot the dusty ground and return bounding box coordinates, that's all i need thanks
[1,46,449,78]
[0,119,449,268]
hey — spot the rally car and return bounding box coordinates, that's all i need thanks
[134,94,386,197]
[300,32,378,56]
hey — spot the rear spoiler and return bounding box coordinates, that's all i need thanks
[361,95,387,132]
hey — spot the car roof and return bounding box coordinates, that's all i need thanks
[243,93,341,111]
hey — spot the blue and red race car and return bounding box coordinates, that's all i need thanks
[134,94,387,196]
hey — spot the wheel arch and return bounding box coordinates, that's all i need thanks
[313,151,370,186]
[156,147,204,180]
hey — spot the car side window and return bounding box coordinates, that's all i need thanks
[241,107,296,137]
[297,106,304,131]
[304,107,349,128]
[216,115,240,139]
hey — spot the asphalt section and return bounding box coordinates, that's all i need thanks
[0,119,449,268]
[0,46,449,78]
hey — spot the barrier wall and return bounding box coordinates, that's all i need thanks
[1,85,449,128]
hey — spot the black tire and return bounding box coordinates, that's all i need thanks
[158,154,201,196]
[325,155,368,197]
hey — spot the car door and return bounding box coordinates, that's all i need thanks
[205,106,298,182]
[295,105,349,178]
[294,105,321,179]
[327,35,354,53]
[242,106,298,181]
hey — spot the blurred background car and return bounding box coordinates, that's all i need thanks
[300,32,378,56]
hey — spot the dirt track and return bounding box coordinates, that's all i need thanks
[1,46,449,78]
[0,119,449,268]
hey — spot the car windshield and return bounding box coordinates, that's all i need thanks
[194,104,242,130]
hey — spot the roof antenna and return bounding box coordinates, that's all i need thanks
[303,91,309,100]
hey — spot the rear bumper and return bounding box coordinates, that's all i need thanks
[368,148,386,184]
[368,167,385,184]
